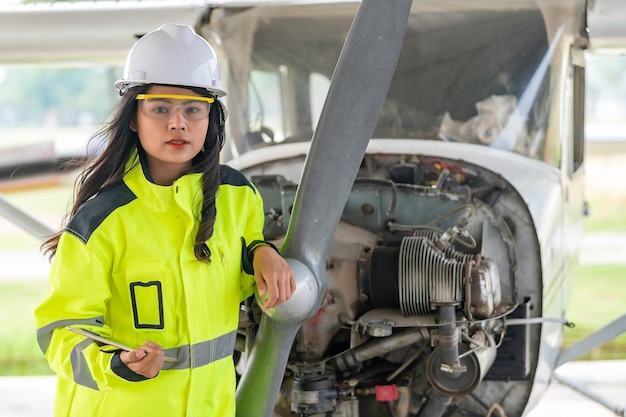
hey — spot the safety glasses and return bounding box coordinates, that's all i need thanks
[136,94,215,121]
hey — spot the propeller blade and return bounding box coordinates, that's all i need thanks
[236,1,413,416]
[283,0,412,273]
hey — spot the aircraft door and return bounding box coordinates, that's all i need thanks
[562,47,587,308]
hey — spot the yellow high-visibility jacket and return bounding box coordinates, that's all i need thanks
[35,153,267,417]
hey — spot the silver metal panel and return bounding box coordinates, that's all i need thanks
[0,194,55,241]
[0,1,211,63]
[587,0,626,51]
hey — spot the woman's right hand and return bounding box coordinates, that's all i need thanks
[120,340,165,378]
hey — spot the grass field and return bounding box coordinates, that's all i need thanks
[562,264,626,360]
[0,281,53,375]
[0,146,624,376]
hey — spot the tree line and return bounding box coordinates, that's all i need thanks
[0,65,121,128]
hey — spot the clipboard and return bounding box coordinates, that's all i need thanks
[66,326,178,362]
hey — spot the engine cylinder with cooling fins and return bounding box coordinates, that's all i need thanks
[399,236,474,316]
[364,233,504,319]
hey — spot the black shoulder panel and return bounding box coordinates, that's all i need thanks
[65,182,137,244]
[220,165,256,194]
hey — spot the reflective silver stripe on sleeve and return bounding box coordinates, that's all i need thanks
[71,338,99,391]
[161,330,237,370]
[162,345,190,370]
[36,317,105,354]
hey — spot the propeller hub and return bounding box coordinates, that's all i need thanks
[257,258,320,324]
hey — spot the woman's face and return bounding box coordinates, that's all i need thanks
[132,85,211,184]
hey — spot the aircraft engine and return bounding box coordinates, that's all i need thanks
[241,154,535,417]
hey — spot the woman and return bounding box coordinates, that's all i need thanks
[35,23,295,417]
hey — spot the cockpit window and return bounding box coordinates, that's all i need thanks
[215,4,552,164]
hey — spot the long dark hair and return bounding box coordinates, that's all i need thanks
[41,84,226,262]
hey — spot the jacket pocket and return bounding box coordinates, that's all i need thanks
[129,281,164,329]
[111,261,180,348]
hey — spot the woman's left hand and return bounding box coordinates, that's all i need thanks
[252,245,296,310]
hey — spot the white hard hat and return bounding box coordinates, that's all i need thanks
[115,23,227,97]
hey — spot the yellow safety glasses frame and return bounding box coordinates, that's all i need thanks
[135,94,215,104]
[136,94,215,121]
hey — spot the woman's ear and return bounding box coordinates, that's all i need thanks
[130,120,137,132]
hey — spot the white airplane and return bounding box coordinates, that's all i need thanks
[1,1,625,416]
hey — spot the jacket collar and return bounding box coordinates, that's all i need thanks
[123,147,203,216]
